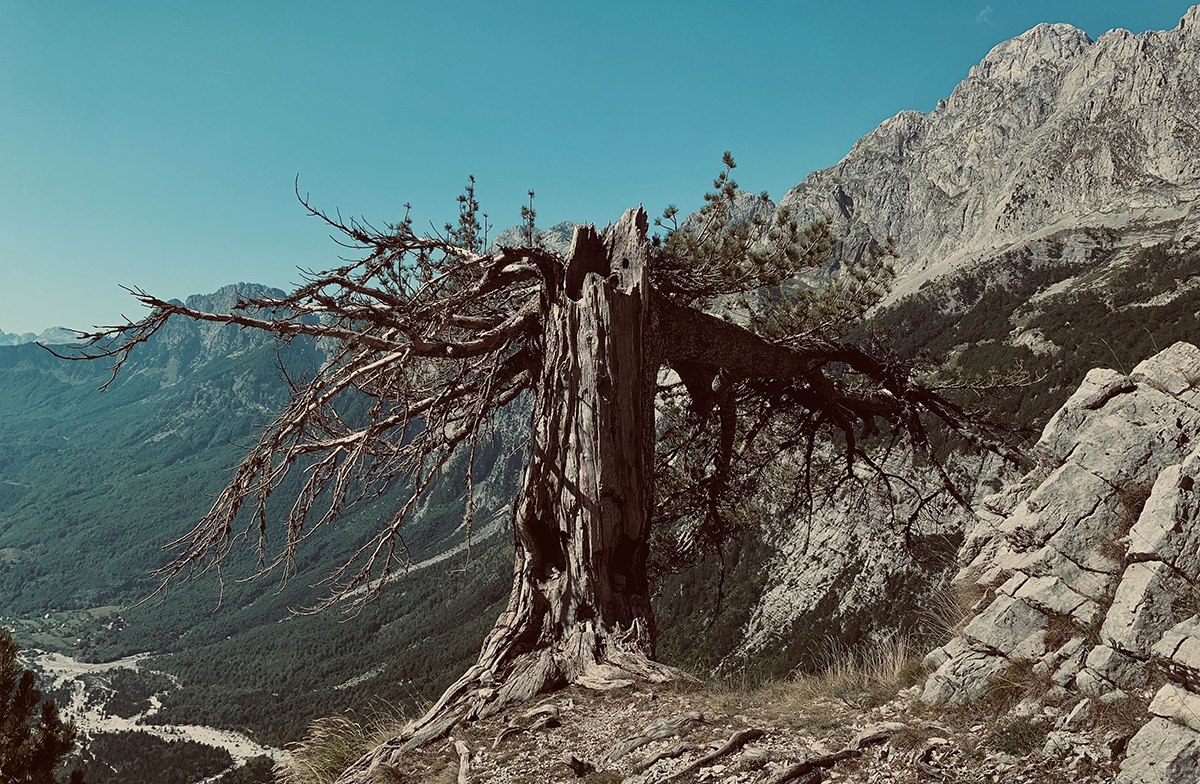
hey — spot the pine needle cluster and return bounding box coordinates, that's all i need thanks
[1,630,76,783]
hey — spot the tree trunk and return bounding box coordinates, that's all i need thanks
[337,209,674,781]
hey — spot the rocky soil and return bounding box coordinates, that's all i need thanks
[371,677,1127,784]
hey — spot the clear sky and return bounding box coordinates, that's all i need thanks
[0,1,1193,334]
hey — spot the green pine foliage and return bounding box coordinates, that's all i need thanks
[1,629,76,783]
[519,189,540,248]
[73,731,231,784]
[445,176,486,252]
[652,152,836,310]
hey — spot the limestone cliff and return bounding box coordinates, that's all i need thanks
[777,6,1200,307]
[924,342,1200,781]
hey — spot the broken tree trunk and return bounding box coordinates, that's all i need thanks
[337,210,676,783]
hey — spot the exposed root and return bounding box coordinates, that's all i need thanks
[334,621,680,784]
[602,712,704,766]
[453,739,470,784]
[635,741,701,773]
[492,702,563,749]
[659,727,765,783]
[767,748,862,784]
[565,755,596,777]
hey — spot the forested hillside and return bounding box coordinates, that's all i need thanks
[0,287,522,749]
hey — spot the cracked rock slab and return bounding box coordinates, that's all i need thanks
[1150,682,1200,734]
[1131,341,1200,397]
[922,650,1010,706]
[1102,560,1188,656]
[1117,717,1200,783]
[1077,645,1148,695]
[963,594,1047,657]
[1153,616,1200,688]
[1127,463,1186,563]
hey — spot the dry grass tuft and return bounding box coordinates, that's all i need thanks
[917,582,985,647]
[277,703,413,784]
[978,657,1055,713]
[1044,612,1083,651]
[789,636,926,709]
[1093,686,1156,737]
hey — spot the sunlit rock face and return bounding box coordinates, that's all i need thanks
[920,342,1200,782]
[776,6,1200,301]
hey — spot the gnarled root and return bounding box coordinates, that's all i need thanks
[334,618,678,784]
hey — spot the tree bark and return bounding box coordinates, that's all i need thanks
[337,209,674,782]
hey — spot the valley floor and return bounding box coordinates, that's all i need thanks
[27,649,288,779]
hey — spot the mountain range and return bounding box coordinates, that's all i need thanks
[0,327,77,347]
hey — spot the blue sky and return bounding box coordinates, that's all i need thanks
[0,1,1193,333]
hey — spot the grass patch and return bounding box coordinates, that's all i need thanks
[1102,483,1154,562]
[917,582,985,647]
[1044,612,1083,651]
[890,726,934,751]
[1093,684,1158,738]
[980,658,1055,713]
[1170,582,1200,625]
[790,636,926,709]
[277,703,413,784]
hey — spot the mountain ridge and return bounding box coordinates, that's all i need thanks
[777,4,1200,306]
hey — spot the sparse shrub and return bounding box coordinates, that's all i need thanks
[960,737,984,761]
[1170,582,1200,624]
[1044,612,1082,651]
[889,726,932,751]
[1117,483,1153,535]
[1093,685,1157,737]
[985,715,1048,755]
[581,772,624,784]
[981,658,1053,711]
[1145,378,1172,394]
[1100,483,1152,564]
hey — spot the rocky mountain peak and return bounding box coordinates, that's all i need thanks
[777,6,1200,303]
[970,22,1093,84]
[182,281,285,314]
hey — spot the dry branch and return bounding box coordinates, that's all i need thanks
[452,739,470,784]
[768,748,862,784]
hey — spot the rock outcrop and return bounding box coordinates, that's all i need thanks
[923,341,1200,781]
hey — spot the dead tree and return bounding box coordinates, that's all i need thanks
[51,159,1015,777]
